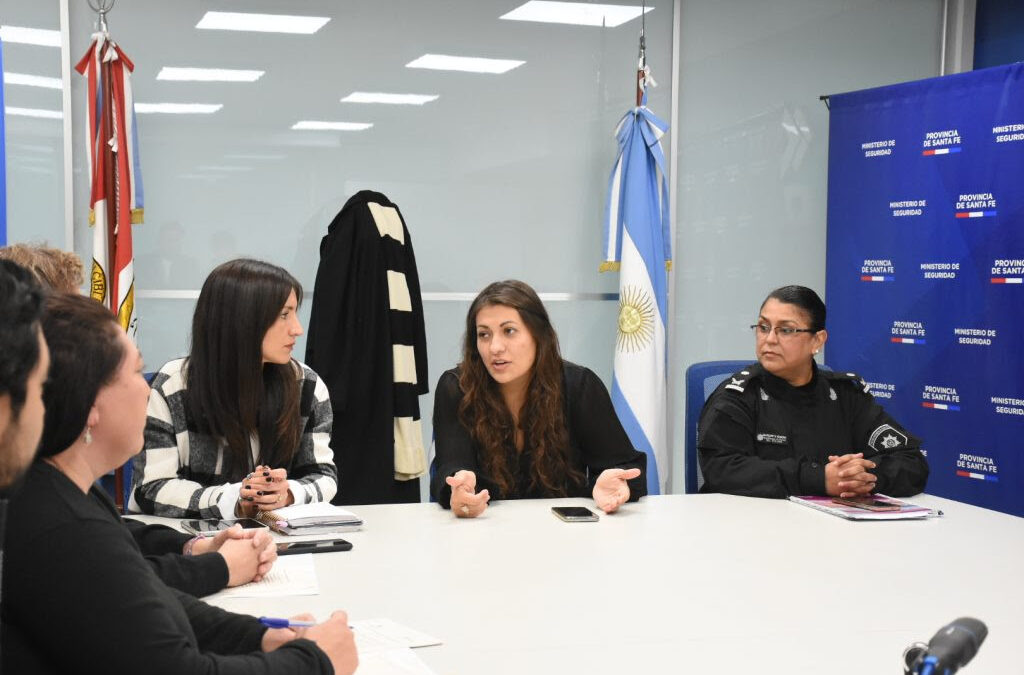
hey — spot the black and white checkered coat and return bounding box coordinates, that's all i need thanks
[129,358,338,518]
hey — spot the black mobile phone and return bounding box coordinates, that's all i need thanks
[831,496,902,512]
[180,518,268,535]
[276,539,353,556]
[551,506,599,522]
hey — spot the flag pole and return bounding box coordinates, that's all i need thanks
[636,0,646,106]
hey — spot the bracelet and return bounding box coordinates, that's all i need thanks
[183,535,204,556]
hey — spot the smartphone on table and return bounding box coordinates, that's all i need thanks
[276,540,353,555]
[181,518,268,536]
[831,496,902,512]
[551,506,599,522]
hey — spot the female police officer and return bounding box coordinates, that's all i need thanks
[697,285,928,499]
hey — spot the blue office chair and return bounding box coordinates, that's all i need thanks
[683,360,751,494]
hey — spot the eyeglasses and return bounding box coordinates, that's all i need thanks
[749,323,817,339]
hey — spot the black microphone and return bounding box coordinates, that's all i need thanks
[919,617,988,674]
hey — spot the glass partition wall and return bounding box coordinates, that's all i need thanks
[3,0,946,494]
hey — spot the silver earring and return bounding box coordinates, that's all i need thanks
[813,349,819,355]
[84,427,93,445]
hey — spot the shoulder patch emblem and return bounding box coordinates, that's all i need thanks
[868,424,907,452]
[829,387,837,401]
[724,377,747,393]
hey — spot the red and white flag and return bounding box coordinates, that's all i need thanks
[76,32,144,337]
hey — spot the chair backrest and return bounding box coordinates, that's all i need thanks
[683,360,751,494]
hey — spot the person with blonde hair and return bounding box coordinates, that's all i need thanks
[0,242,84,294]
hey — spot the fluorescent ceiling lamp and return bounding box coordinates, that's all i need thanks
[292,121,373,131]
[196,11,329,34]
[341,92,439,105]
[3,72,62,89]
[157,67,264,82]
[500,1,652,27]
[135,103,223,114]
[5,106,62,119]
[0,25,61,47]
[406,54,524,74]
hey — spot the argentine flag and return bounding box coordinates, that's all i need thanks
[602,94,670,495]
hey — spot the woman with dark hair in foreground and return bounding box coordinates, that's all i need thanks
[1,293,356,673]
[697,285,928,499]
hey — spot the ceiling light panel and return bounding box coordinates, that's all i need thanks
[292,121,373,131]
[3,72,62,89]
[406,54,525,74]
[196,12,330,34]
[0,25,61,47]
[500,1,652,27]
[157,67,264,82]
[341,92,439,105]
[134,103,223,114]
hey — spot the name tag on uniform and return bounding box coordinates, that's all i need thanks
[756,433,788,445]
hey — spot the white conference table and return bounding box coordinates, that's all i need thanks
[143,494,1024,674]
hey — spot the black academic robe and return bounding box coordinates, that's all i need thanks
[305,190,429,505]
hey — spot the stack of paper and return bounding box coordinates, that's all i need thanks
[257,502,364,534]
[789,494,938,520]
[211,554,320,599]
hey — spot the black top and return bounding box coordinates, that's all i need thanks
[0,462,332,674]
[125,518,229,597]
[697,362,929,498]
[430,361,647,507]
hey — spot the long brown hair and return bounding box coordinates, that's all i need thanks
[184,258,303,477]
[457,280,583,497]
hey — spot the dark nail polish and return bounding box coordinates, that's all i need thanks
[263,471,270,477]
[257,491,265,496]
[244,484,250,490]
[244,496,254,502]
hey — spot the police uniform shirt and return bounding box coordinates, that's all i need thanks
[697,362,929,499]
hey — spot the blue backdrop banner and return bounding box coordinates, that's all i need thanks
[826,63,1024,519]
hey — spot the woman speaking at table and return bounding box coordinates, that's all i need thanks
[430,280,646,516]
[1,292,356,673]
[697,285,929,499]
[130,258,337,518]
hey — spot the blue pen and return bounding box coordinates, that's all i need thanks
[260,616,316,629]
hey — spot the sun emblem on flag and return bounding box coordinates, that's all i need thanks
[616,285,655,352]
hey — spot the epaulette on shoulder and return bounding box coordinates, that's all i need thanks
[824,369,870,394]
[723,366,758,394]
